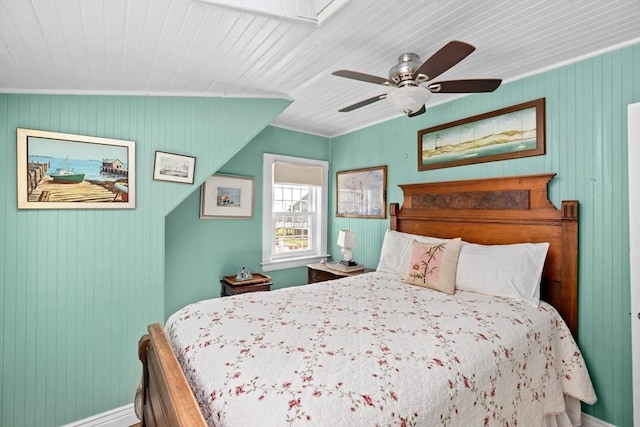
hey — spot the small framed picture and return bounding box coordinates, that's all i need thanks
[200,174,254,219]
[152,151,196,184]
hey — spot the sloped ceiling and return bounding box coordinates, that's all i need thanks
[1,0,639,137]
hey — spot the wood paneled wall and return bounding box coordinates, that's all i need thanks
[0,94,289,426]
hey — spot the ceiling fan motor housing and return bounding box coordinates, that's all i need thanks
[389,53,422,86]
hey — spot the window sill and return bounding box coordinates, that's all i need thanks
[261,254,330,272]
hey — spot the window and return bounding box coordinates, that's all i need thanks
[261,153,328,271]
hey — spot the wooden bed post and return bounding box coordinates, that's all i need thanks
[561,200,579,336]
[137,333,151,416]
[389,203,399,230]
[138,324,207,426]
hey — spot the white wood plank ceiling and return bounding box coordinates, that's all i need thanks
[1,0,639,137]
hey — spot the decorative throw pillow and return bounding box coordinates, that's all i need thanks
[404,238,462,294]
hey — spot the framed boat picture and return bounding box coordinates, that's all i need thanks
[16,128,136,209]
[152,151,196,184]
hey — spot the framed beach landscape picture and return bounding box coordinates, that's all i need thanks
[418,98,545,171]
[16,128,135,209]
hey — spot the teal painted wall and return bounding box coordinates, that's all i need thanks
[165,126,330,318]
[0,94,290,426]
[329,44,639,426]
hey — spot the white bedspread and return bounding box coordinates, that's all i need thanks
[166,271,596,426]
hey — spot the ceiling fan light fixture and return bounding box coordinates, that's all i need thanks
[386,86,431,115]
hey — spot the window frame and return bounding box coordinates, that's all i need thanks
[261,153,329,271]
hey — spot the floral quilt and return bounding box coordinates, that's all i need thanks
[166,271,596,427]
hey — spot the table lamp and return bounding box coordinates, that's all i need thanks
[337,230,357,266]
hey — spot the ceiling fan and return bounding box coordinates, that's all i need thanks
[332,41,502,117]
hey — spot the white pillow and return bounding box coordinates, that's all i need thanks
[376,230,447,277]
[455,241,550,307]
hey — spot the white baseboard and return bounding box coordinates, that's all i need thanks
[581,412,616,427]
[63,403,139,427]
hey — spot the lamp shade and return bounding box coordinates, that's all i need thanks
[337,230,356,263]
[337,230,356,249]
[385,86,431,114]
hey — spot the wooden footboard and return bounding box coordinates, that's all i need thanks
[138,323,207,426]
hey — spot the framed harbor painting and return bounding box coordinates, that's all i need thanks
[152,151,196,184]
[200,174,254,219]
[336,165,387,219]
[16,128,135,209]
[418,98,545,171]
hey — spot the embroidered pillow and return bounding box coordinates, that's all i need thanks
[404,238,462,294]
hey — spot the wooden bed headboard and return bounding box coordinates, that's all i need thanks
[390,173,579,336]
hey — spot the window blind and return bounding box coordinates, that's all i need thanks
[273,161,323,186]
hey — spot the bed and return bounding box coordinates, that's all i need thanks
[136,173,596,426]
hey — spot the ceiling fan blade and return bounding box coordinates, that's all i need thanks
[407,105,426,117]
[428,79,502,93]
[412,41,476,81]
[332,70,395,86]
[338,94,387,112]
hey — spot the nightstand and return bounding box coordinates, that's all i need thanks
[220,273,272,297]
[306,262,375,284]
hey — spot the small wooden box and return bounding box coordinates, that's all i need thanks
[220,273,272,297]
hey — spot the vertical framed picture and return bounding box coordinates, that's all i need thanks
[417,98,545,171]
[16,128,135,209]
[200,174,255,219]
[336,165,387,219]
[152,151,196,184]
